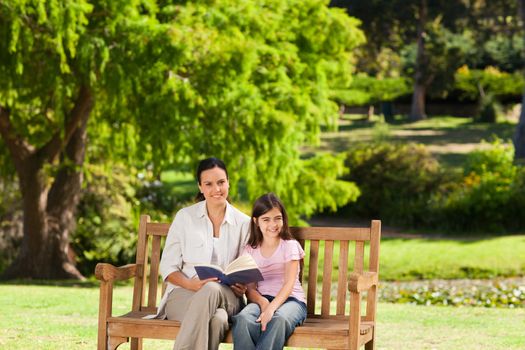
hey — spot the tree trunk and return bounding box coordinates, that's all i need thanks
[410,0,428,122]
[410,84,426,121]
[515,0,525,160]
[1,86,93,280]
[515,91,525,160]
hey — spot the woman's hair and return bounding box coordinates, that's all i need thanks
[195,157,229,202]
[248,193,292,248]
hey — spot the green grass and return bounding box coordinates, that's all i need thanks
[317,115,517,170]
[1,283,524,349]
[379,235,525,280]
[303,235,525,282]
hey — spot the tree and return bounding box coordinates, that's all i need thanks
[516,0,525,160]
[331,0,471,121]
[0,0,363,279]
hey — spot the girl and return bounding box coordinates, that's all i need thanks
[232,193,307,350]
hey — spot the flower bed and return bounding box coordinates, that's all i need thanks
[379,278,525,308]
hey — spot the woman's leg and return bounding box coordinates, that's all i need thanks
[232,303,262,350]
[208,308,228,350]
[166,282,241,350]
[255,299,307,350]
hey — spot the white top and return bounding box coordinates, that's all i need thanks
[150,200,250,318]
[210,237,220,265]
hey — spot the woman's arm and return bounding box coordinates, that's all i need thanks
[165,271,217,292]
[257,260,299,331]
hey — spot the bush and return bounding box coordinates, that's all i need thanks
[431,140,525,232]
[477,93,502,123]
[330,74,412,107]
[72,164,139,276]
[342,142,445,226]
[454,66,524,102]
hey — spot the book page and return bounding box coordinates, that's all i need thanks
[225,255,259,275]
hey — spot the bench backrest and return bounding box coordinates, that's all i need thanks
[133,215,381,322]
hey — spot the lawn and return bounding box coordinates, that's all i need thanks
[301,235,525,282]
[316,115,517,170]
[1,283,523,349]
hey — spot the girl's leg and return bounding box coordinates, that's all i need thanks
[166,282,241,350]
[256,299,307,350]
[232,303,262,350]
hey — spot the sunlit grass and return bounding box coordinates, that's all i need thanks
[1,283,524,350]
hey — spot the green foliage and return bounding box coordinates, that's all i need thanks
[0,0,365,272]
[482,33,525,72]
[476,93,502,123]
[72,163,139,276]
[330,74,412,106]
[432,140,525,232]
[400,21,476,98]
[342,142,444,226]
[454,66,525,101]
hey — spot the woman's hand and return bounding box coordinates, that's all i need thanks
[230,283,248,297]
[188,277,218,291]
[257,297,270,313]
[256,306,276,331]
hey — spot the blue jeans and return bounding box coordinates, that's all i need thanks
[232,296,307,350]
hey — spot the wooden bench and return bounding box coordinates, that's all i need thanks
[95,215,381,350]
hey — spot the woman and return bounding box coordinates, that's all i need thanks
[156,157,251,350]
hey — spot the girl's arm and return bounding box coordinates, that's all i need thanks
[246,283,270,311]
[257,259,299,331]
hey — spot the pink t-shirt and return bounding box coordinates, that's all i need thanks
[242,239,306,304]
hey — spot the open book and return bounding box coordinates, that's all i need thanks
[194,254,264,286]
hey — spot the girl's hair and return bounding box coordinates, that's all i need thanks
[248,193,293,248]
[194,157,229,202]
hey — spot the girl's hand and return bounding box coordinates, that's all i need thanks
[188,277,218,291]
[256,306,275,331]
[230,283,248,297]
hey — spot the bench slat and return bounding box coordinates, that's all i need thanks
[306,240,319,315]
[147,235,162,308]
[133,215,149,312]
[146,222,171,236]
[291,227,370,241]
[337,240,349,315]
[321,240,334,316]
[354,241,364,273]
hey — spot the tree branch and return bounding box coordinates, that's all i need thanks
[0,105,34,164]
[39,85,94,162]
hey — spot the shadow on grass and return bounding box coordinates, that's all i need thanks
[0,277,132,288]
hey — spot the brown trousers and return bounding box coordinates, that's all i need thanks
[166,282,242,350]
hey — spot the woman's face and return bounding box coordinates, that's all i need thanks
[255,207,283,241]
[198,166,229,205]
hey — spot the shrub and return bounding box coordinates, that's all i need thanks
[454,66,524,102]
[432,140,525,232]
[330,74,412,107]
[342,142,445,226]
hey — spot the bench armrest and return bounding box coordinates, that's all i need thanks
[348,272,378,293]
[95,263,137,282]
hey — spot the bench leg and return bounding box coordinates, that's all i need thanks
[131,337,143,350]
[109,336,128,350]
[365,338,376,350]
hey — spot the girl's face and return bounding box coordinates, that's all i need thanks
[198,167,229,205]
[255,207,283,240]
